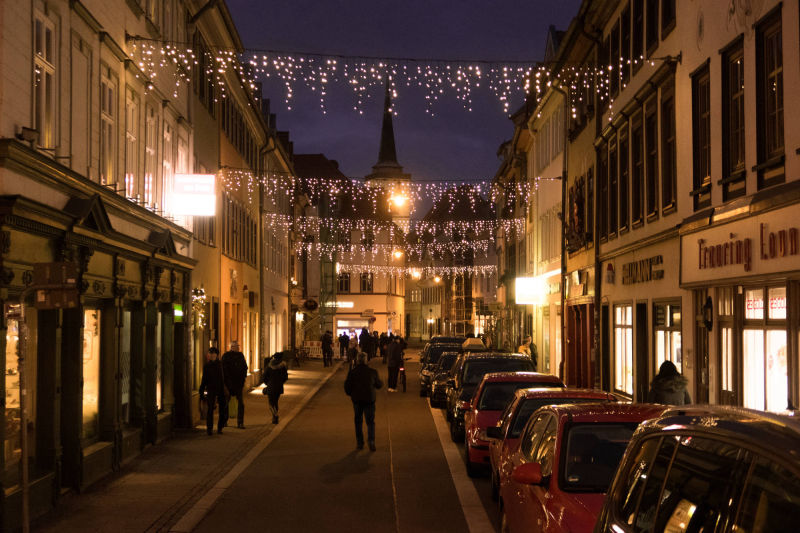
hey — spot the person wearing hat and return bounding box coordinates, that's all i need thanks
[262,352,289,424]
[344,351,383,451]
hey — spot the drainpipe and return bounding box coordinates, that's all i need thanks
[259,139,276,373]
[550,83,569,383]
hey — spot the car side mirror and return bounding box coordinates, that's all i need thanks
[511,462,544,485]
[486,425,503,440]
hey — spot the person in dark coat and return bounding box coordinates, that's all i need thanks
[222,340,248,428]
[647,361,691,405]
[386,337,404,391]
[263,352,289,424]
[199,347,227,435]
[338,332,349,360]
[321,330,334,367]
[344,351,383,451]
[359,327,371,353]
[379,332,389,364]
[346,336,359,368]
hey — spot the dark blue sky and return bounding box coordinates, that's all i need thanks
[226,0,581,180]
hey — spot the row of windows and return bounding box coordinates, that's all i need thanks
[336,273,405,295]
[692,10,785,209]
[598,77,675,241]
[221,193,257,266]
[265,231,288,277]
[534,105,565,176]
[602,0,676,102]
[220,97,259,171]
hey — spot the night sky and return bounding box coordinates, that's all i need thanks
[226,0,581,182]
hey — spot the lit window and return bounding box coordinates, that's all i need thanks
[33,12,56,149]
[614,304,633,395]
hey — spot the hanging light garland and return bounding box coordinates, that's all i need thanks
[295,239,493,261]
[334,263,497,277]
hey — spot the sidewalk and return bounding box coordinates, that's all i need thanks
[32,359,342,533]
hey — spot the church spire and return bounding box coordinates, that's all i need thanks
[374,80,402,170]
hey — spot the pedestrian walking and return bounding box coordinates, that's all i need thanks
[517,335,538,371]
[386,337,404,391]
[338,331,349,360]
[347,336,359,368]
[263,352,289,424]
[359,327,371,352]
[321,330,334,367]
[199,347,228,435]
[370,330,379,360]
[222,340,248,428]
[379,332,389,364]
[344,351,383,451]
[647,361,691,405]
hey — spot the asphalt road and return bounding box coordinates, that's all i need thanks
[193,353,501,533]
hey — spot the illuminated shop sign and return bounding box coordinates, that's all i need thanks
[622,256,664,285]
[698,224,798,273]
[171,174,216,216]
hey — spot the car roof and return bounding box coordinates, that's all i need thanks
[479,371,564,384]
[540,402,668,424]
[430,336,466,344]
[462,351,532,361]
[635,405,800,457]
[515,387,616,400]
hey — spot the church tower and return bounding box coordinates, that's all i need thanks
[365,81,411,223]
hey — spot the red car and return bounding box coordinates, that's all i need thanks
[487,388,619,501]
[498,403,667,533]
[463,372,564,477]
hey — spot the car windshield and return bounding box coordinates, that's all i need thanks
[509,398,607,438]
[427,345,459,365]
[432,337,465,344]
[478,382,555,410]
[462,359,535,385]
[436,354,458,373]
[562,423,639,492]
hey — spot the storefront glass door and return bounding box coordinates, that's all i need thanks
[83,308,101,440]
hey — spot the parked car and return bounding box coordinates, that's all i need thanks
[463,373,570,477]
[429,335,466,345]
[428,352,460,408]
[498,403,667,533]
[445,353,558,442]
[594,405,800,533]
[487,388,619,500]
[419,343,462,397]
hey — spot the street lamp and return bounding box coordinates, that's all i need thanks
[392,249,404,260]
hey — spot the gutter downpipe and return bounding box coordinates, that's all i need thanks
[549,83,569,383]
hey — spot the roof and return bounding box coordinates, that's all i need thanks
[423,185,495,223]
[515,388,616,400]
[543,403,668,424]
[481,371,564,384]
[636,405,800,458]
[292,154,348,180]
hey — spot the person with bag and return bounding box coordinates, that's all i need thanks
[263,352,288,424]
[222,340,248,429]
[344,351,383,451]
[199,347,228,435]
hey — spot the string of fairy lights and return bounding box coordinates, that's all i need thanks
[335,263,498,277]
[126,36,671,119]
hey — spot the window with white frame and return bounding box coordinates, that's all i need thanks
[125,89,139,199]
[100,68,117,185]
[144,105,157,207]
[162,122,174,213]
[614,304,633,395]
[654,302,682,373]
[33,12,57,149]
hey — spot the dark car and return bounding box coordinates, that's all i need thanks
[445,353,561,442]
[429,335,466,345]
[594,406,800,533]
[428,352,460,408]
[419,343,462,397]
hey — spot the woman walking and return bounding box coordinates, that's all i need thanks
[647,361,691,405]
[199,347,228,435]
[263,352,289,424]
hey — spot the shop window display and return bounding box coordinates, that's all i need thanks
[83,309,101,440]
[654,302,681,373]
[743,287,788,412]
[615,304,633,395]
[4,318,21,479]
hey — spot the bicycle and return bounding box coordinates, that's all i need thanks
[398,356,407,392]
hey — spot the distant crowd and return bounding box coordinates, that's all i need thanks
[319,327,408,367]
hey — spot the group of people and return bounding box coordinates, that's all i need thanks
[199,341,288,435]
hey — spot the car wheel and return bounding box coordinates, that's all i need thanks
[446,407,453,422]
[419,387,427,397]
[450,421,461,443]
[490,469,499,501]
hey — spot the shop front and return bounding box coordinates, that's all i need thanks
[601,238,686,402]
[681,202,800,411]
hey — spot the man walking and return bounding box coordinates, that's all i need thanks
[386,337,404,391]
[321,330,334,367]
[344,352,383,451]
[222,340,248,428]
[199,347,227,435]
[338,331,349,360]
